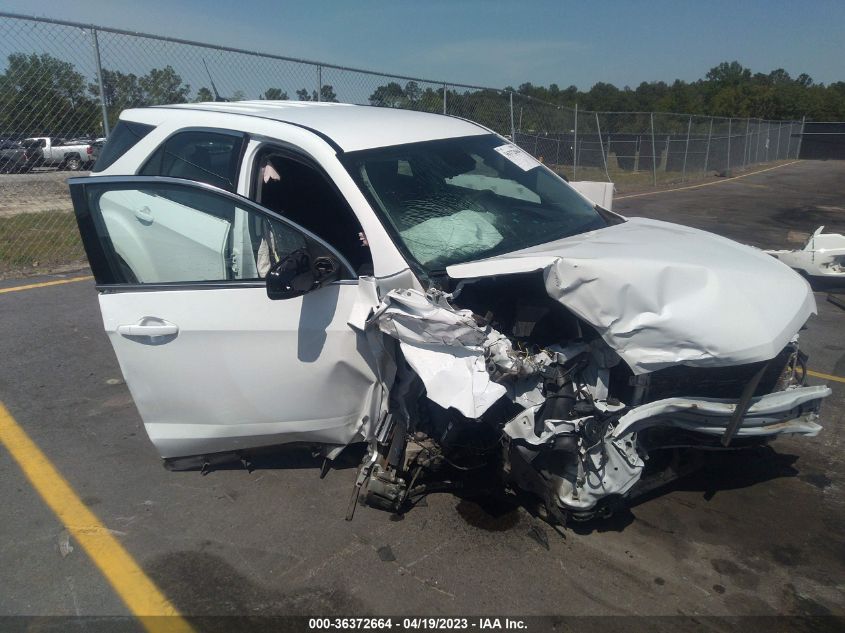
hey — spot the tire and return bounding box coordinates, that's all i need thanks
[64,154,82,171]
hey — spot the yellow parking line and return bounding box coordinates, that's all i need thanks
[807,369,845,384]
[0,275,93,295]
[616,160,800,200]
[0,401,193,632]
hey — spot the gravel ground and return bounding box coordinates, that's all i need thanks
[0,169,85,217]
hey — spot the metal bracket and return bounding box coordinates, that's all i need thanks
[721,361,770,447]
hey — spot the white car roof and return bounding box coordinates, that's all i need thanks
[122,101,490,152]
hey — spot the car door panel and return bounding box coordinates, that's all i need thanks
[101,284,377,458]
[71,175,382,459]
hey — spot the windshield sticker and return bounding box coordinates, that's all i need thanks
[493,143,542,171]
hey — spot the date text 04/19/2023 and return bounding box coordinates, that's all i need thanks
[307,618,529,630]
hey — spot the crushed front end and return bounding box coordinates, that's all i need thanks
[349,224,834,523]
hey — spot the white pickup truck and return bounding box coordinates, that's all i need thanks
[24,136,95,170]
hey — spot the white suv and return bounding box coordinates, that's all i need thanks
[71,101,829,523]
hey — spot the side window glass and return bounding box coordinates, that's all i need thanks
[92,121,154,172]
[85,183,307,284]
[139,131,242,191]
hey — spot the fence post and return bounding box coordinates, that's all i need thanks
[509,92,515,140]
[775,121,782,159]
[317,65,322,102]
[786,121,793,158]
[766,121,771,161]
[90,28,110,137]
[573,103,578,179]
[682,115,692,182]
[442,83,447,114]
[796,116,806,158]
[703,116,713,174]
[555,138,561,168]
[595,112,611,183]
[650,112,657,187]
[726,118,732,174]
[742,118,750,168]
[755,118,762,163]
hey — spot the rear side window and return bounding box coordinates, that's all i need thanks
[139,130,244,191]
[92,121,154,172]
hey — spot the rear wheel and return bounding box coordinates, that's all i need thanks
[64,155,82,171]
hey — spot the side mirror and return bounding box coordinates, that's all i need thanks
[265,250,342,300]
[266,249,316,300]
[312,255,340,283]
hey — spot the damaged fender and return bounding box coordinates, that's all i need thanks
[372,288,514,418]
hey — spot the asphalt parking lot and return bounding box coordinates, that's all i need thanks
[1,160,843,627]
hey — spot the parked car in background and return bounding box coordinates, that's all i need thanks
[0,139,39,173]
[23,136,95,170]
[69,102,829,525]
[88,137,106,168]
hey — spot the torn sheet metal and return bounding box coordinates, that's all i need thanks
[372,289,505,418]
[448,217,817,375]
[372,288,554,418]
[766,226,845,278]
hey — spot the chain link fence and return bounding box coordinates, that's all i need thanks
[513,111,803,187]
[0,12,805,277]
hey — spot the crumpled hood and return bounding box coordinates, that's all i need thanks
[447,217,816,374]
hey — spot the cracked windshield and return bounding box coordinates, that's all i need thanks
[343,134,608,270]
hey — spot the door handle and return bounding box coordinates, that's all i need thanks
[135,205,154,224]
[117,318,179,339]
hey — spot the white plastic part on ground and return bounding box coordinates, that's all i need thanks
[766,226,845,278]
[448,217,816,375]
[569,181,615,210]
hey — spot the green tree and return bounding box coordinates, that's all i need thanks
[138,65,190,105]
[296,87,316,101]
[89,69,146,122]
[294,85,337,102]
[319,84,338,102]
[195,87,215,102]
[368,81,407,107]
[0,52,99,136]
[404,81,422,105]
[263,87,288,100]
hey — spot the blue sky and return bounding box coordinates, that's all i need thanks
[3,0,843,89]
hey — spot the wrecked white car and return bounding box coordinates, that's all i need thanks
[70,102,830,524]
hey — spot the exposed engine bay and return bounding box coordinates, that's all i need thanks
[350,267,829,525]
